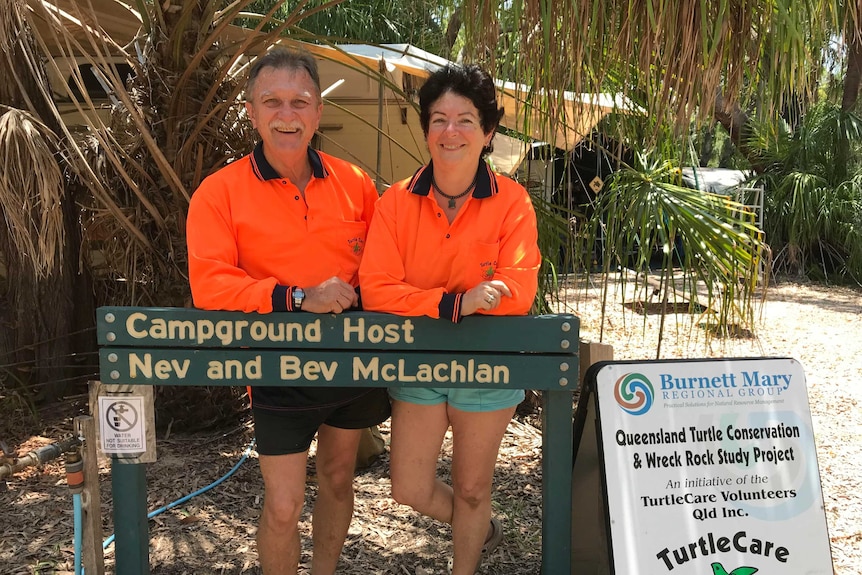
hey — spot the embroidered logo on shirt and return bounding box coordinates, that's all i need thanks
[481,261,497,280]
[348,237,365,254]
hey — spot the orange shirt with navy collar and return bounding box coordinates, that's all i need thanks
[359,161,541,322]
[187,142,378,314]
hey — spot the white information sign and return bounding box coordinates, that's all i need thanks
[98,396,146,454]
[595,358,832,574]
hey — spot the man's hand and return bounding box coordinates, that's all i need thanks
[301,277,359,313]
[460,280,512,317]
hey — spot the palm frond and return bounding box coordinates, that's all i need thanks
[0,107,64,278]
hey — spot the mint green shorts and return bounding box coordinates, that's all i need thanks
[388,387,524,412]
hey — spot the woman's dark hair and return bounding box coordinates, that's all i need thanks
[246,47,321,101]
[418,64,505,156]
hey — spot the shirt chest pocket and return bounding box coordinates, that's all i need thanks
[314,220,368,275]
[451,239,500,290]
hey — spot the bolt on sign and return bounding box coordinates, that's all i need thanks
[572,358,833,575]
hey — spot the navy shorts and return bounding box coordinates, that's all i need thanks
[252,388,391,455]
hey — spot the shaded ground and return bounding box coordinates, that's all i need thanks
[1,278,860,574]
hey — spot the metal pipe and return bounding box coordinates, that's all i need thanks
[0,435,81,480]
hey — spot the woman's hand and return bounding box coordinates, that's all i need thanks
[461,280,512,316]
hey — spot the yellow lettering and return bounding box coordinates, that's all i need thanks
[246,355,261,379]
[493,365,510,383]
[344,318,365,343]
[280,355,301,380]
[318,361,336,381]
[207,360,224,379]
[305,319,321,342]
[172,359,190,378]
[352,356,378,380]
[150,318,167,339]
[367,325,384,343]
[397,359,416,382]
[154,359,172,379]
[381,363,396,382]
[126,313,148,339]
[250,321,267,341]
[416,363,433,382]
[128,353,152,378]
[304,361,321,380]
[197,320,214,344]
[167,320,195,340]
[235,320,248,340]
[402,319,415,343]
[224,359,243,378]
[450,360,467,382]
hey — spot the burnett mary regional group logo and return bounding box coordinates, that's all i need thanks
[614,372,655,415]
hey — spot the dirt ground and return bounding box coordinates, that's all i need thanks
[1,277,860,574]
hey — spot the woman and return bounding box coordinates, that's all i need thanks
[359,64,541,574]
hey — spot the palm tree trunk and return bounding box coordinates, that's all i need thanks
[842,3,862,112]
[837,6,862,183]
[0,11,91,403]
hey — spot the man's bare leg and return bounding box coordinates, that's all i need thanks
[257,451,309,575]
[310,425,364,575]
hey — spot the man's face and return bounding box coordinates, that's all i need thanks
[245,66,322,156]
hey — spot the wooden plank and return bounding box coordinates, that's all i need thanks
[99,348,577,391]
[97,307,579,354]
[75,415,106,575]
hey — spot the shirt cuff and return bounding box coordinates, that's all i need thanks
[439,292,463,323]
[272,285,292,312]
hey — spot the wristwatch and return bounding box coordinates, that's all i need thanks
[292,287,305,311]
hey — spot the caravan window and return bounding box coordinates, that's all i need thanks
[66,63,135,101]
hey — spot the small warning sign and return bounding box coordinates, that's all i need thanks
[99,396,146,454]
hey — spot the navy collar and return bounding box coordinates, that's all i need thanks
[406,161,498,199]
[249,141,328,181]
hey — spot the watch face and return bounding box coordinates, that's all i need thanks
[293,288,305,309]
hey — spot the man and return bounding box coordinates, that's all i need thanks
[186,47,390,575]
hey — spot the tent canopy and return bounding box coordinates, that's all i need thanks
[34,2,636,177]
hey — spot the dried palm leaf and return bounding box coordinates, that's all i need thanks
[0,106,64,278]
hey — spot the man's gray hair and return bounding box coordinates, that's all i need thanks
[246,47,321,100]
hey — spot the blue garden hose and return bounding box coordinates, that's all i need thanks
[73,437,256,573]
[73,492,83,575]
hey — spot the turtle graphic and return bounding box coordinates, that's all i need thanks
[711,562,759,575]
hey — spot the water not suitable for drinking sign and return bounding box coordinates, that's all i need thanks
[99,396,146,453]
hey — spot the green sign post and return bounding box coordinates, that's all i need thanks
[97,307,579,574]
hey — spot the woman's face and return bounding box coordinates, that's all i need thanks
[425,90,493,168]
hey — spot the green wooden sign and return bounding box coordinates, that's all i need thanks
[97,306,579,575]
[97,307,578,353]
[99,348,575,390]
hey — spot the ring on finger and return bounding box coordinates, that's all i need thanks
[486,295,495,304]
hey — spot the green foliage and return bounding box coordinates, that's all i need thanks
[749,102,862,281]
[586,151,765,344]
[242,0,449,54]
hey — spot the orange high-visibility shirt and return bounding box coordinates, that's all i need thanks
[187,144,378,313]
[360,162,540,322]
